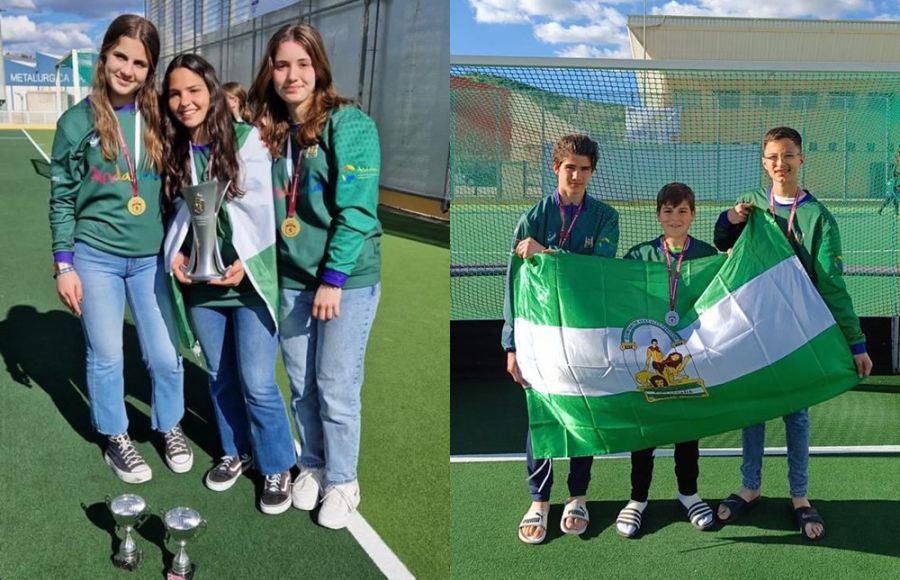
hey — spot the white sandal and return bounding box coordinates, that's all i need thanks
[518,509,548,544]
[560,498,589,535]
[616,500,647,538]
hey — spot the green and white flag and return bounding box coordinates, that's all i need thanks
[163,126,279,350]
[512,210,859,458]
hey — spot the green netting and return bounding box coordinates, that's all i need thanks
[450,61,900,321]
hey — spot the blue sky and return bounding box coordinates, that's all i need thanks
[452,0,900,58]
[1,0,144,57]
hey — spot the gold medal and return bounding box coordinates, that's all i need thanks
[280,217,301,238]
[127,196,146,216]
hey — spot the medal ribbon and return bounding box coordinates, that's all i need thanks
[115,111,141,198]
[768,186,802,240]
[662,236,691,314]
[557,195,585,249]
[188,145,214,186]
[286,137,306,220]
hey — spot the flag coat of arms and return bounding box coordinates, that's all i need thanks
[511,211,859,458]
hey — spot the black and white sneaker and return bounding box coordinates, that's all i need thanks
[205,454,252,492]
[105,433,152,484]
[260,470,292,515]
[163,423,193,474]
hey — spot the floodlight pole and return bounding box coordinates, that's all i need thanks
[0,9,7,108]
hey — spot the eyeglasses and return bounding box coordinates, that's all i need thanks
[763,153,802,163]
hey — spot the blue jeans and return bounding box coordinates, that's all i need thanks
[190,305,295,475]
[741,409,809,497]
[280,284,380,485]
[74,242,183,436]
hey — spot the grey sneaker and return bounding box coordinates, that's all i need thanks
[162,424,193,474]
[260,470,292,515]
[105,433,152,484]
[205,454,252,492]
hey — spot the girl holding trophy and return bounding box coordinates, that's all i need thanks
[250,23,382,529]
[161,54,295,515]
[49,14,189,484]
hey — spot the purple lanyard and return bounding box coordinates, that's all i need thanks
[768,187,802,240]
[557,198,585,249]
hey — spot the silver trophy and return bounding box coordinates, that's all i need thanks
[180,180,230,282]
[162,506,207,580]
[107,493,150,570]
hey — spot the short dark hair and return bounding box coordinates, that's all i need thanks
[763,126,802,150]
[656,182,695,212]
[551,134,599,171]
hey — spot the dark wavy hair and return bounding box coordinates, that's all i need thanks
[161,53,243,203]
[91,14,163,173]
[249,23,353,157]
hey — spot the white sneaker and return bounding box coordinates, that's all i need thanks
[318,481,360,529]
[291,467,324,511]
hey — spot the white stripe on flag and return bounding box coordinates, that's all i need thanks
[516,257,835,396]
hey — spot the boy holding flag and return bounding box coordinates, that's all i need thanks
[713,126,873,540]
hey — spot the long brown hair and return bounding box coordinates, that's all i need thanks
[249,23,353,157]
[223,81,251,122]
[90,14,163,174]
[161,54,244,203]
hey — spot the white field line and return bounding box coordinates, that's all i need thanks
[346,514,416,580]
[450,446,900,463]
[292,439,415,580]
[21,129,50,163]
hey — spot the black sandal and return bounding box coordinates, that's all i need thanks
[794,506,825,540]
[717,493,759,524]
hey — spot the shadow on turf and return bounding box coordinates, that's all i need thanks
[527,498,900,557]
[701,497,900,557]
[0,305,219,459]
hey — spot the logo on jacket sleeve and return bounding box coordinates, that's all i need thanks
[341,164,379,183]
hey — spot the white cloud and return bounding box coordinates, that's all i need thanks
[556,42,631,59]
[534,18,624,44]
[651,1,873,20]
[467,0,585,24]
[1,15,93,53]
[3,1,38,9]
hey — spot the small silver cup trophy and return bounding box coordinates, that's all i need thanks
[107,493,150,570]
[162,506,207,580]
[180,180,231,282]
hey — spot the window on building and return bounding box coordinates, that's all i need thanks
[751,91,779,109]
[714,91,740,109]
[789,92,818,110]
[828,91,856,110]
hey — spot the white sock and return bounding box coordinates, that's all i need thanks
[678,492,713,528]
[677,492,701,509]
[616,500,647,536]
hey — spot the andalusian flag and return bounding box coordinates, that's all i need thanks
[163,125,279,349]
[513,210,859,458]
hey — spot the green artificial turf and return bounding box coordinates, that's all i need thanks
[0,129,448,579]
[450,457,900,579]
